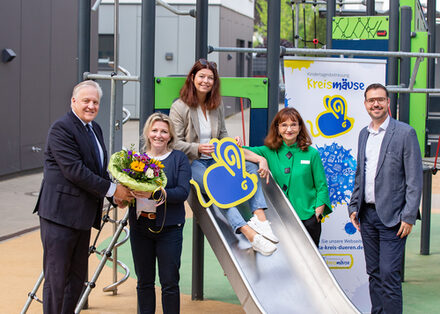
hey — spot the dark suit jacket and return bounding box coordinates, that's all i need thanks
[34,111,111,230]
[348,117,423,227]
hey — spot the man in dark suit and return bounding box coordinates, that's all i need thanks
[34,80,133,313]
[348,83,423,314]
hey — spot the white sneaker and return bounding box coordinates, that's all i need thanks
[248,216,279,243]
[251,234,277,256]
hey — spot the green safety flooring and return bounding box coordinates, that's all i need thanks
[99,214,440,312]
[98,217,239,304]
[402,213,440,313]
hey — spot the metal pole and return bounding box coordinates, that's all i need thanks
[426,0,436,156]
[75,210,130,313]
[21,271,44,314]
[421,169,432,255]
[85,73,140,81]
[109,0,120,296]
[195,0,208,59]
[267,0,281,129]
[192,0,208,301]
[427,0,436,90]
[295,3,299,48]
[210,45,440,59]
[399,6,412,124]
[139,0,156,140]
[388,0,399,118]
[78,1,91,308]
[366,0,375,16]
[77,0,91,83]
[113,1,119,76]
[326,0,335,49]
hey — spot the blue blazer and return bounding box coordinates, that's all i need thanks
[34,111,111,230]
[348,117,423,227]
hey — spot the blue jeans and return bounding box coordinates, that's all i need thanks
[129,215,183,314]
[191,159,267,233]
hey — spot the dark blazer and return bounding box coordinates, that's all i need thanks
[34,111,111,230]
[348,117,423,227]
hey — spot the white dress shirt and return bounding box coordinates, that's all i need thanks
[197,106,212,159]
[364,116,390,204]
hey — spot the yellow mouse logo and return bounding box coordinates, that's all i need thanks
[307,95,354,138]
[191,138,258,209]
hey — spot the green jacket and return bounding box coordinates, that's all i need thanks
[245,142,332,220]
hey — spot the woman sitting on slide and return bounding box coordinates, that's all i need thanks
[169,59,278,256]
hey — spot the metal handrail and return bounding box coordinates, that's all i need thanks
[209,45,440,59]
[99,224,131,292]
[156,0,196,17]
[91,0,102,11]
[108,62,132,85]
[122,107,131,124]
[84,73,140,82]
[209,46,440,94]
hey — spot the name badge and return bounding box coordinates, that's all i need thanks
[301,160,310,164]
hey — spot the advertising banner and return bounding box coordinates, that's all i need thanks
[284,57,387,313]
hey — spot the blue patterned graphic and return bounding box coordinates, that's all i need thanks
[316,143,356,206]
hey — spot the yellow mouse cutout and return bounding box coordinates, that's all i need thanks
[190,137,258,209]
[307,95,354,138]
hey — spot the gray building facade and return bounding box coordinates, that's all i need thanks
[0,0,98,176]
[98,0,254,117]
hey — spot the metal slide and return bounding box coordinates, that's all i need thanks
[188,174,360,314]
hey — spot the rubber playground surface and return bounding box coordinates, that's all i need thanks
[2,204,440,313]
[1,207,244,314]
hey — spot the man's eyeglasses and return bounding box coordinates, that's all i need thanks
[199,58,217,69]
[365,97,388,105]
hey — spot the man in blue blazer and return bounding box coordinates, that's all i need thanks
[34,80,132,313]
[348,83,423,314]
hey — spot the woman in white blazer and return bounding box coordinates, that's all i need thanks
[170,59,278,256]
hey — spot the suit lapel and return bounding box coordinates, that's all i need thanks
[69,111,101,173]
[209,107,219,138]
[189,107,201,139]
[376,118,395,177]
[356,128,368,201]
[358,127,368,172]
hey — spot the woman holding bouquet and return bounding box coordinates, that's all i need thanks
[129,113,191,314]
[169,59,278,256]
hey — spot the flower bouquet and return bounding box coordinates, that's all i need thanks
[108,147,167,192]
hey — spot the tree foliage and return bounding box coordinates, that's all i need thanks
[254,0,327,48]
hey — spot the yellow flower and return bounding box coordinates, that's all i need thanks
[150,158,165,169]
[130,160,145,172]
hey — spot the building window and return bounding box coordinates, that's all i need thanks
[98,34,114,70]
